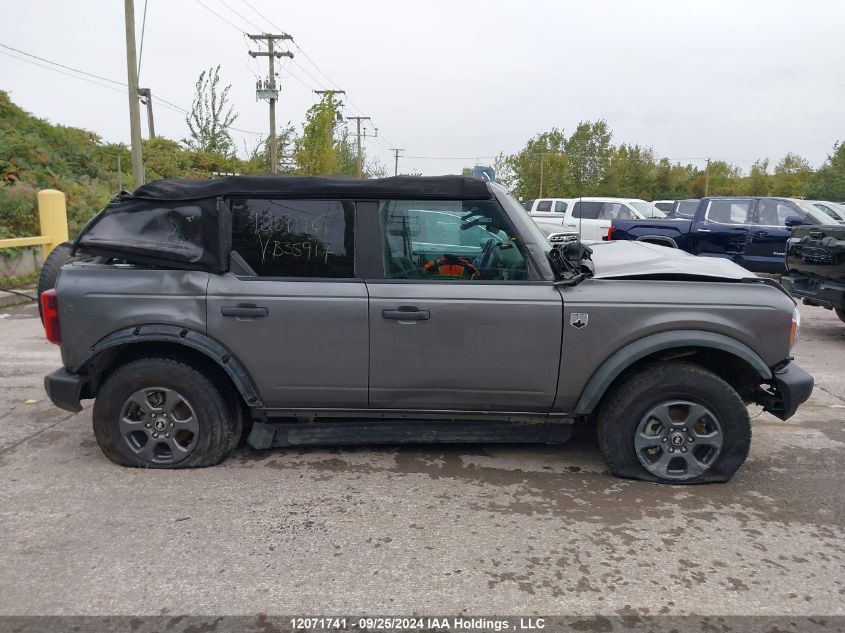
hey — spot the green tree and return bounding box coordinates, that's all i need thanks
[745,159,771,196]
[771,153,813,197]
[564,120,613,194]
[294,93,343,175]
[807,142,845,201]
[653,158,697,199]
[503,128,569,200]
[183,65,238,157]
[603,144,656,198]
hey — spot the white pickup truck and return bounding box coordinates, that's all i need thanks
[525,197,661,240]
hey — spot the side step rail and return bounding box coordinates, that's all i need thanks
[246,419,574,450]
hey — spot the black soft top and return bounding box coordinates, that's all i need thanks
[131,174,493,201]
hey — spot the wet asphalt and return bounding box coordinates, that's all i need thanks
[0,300,842,616]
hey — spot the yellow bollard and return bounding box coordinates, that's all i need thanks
[37,189,69,257]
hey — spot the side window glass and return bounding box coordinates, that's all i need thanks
[705,200,750,224]
[572,201,603,219]
[230,199,355,278]
[381,200,528,281]
[754,200,796,226]
[554,200,567,213]
[536,200,552,212]
[600,203,626,220]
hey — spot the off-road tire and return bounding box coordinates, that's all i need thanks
[836,308,845,324]
[597,361,751,484]
[93,358,240,468]
[37,241,80,322]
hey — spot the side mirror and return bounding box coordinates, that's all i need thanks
[784,214,805,227]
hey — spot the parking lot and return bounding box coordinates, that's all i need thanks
[0,299,843,617]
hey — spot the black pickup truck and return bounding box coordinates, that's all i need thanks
[781,223,845,324]
[608,197,836,274]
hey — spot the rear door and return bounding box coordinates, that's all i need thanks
[690,198,752,267]
[207,198,368,409]
[746,199,795,273]
[367,198,563,413]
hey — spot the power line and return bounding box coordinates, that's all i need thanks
[0,42,124,86]
[192,0,245,33]
[237,0,280,32]
[137,0,149,78]
[215,0,264,33]
[0,49,127,95]
[0,42,264,136]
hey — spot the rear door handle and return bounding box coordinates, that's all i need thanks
[221,303,268,318]
[754,230,769,237]
[382,306,430,321]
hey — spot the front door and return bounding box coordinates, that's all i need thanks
[368,198,563,413]
[745,198,794,274]
[207,198,368,409]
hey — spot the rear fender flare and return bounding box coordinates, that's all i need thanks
[635,235,679,248]
[574,330,772,415]
[76,324,263,407]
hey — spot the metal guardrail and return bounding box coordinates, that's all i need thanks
[0,189,69,256]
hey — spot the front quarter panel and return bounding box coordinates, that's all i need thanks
[553,278,795,413]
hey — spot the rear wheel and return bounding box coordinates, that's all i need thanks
[37,242,81,322]
[835,308,845,324]
[93,358,240,468]
[597,361,751,484]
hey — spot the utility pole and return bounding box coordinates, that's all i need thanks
[123,0,144,187]
[390,148,404,176]
[137,88,155,138]
[248,33,294,173]
[347,116,370,178]
[704,157,711,197]
[315,90,346,126]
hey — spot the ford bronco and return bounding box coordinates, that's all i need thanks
[41,175,813,483]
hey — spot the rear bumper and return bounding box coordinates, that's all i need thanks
[44,368,85,413]
[781,274,845,310]
[763,362,814,421]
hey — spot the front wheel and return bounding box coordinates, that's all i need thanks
[597,361,751,484]
[835,308,845,324]
[93,358,241,468]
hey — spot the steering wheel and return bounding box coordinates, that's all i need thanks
[422,254,480,280]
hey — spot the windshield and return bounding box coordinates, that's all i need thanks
[629,200,665,218]
[813,202,845,221]
[792,200,837,224]
[491,184,552,249]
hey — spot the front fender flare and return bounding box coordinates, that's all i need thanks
[574,330,772,415]
[76,323,263,407]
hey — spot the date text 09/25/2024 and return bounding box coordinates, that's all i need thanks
[288,617,547,631]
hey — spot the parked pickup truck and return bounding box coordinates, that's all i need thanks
[527,197,661,241]
[608,196,834,274]
[781,223,845,325]
[40,175,812,484]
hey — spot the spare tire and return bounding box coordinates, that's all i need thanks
[37,242,80,322]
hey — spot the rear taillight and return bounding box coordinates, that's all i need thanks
[40,289,61,345]
[606,226,616,240]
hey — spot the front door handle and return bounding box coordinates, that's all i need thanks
[754,230,769,237]
[382,306,430,321]
[221,303,268,318]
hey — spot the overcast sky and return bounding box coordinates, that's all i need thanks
[1,0,843,177]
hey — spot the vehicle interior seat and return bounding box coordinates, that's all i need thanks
[758,204,779,226]
[709,204,733,223]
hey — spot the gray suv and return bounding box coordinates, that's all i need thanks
[41,175,813,483]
